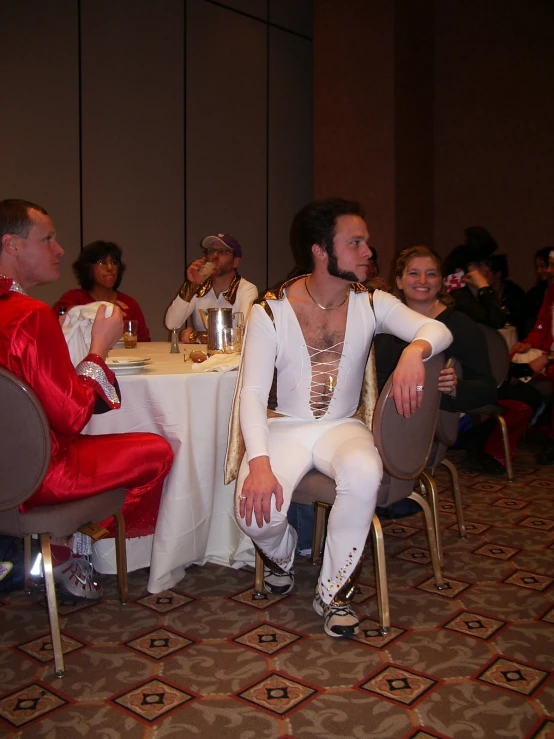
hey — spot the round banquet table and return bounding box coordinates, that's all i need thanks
[85,342,253,592]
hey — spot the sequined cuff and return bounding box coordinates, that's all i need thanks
[178,280,197,302]
[77,356,121,408]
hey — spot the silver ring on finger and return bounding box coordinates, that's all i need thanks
[416,385,424,392]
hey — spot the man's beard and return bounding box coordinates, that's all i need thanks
[326,246,361,283]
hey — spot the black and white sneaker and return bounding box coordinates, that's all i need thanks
[313,593,359,638]
[263,566,294,595]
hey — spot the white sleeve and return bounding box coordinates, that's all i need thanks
[165,293,195,330]
[236,281,259,323]
[373,290,453,356]
[239,303,277,461]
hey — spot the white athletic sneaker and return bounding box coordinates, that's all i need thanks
[263,566,294,595]
[53,556,103,600]
[313,593,360,638]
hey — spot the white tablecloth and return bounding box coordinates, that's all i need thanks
[85,342,249,592]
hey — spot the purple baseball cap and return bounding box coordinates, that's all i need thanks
[201,233,242,258]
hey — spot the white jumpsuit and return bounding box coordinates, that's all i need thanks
[236,286,452,604]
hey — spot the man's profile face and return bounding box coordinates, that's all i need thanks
[326,214,372,283]
[12,209,63,289]
[547,256,554,279]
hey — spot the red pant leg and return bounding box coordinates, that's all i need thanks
[484,400,533,465]
[26,433,174,537]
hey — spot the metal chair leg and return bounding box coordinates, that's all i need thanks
[113,511,128,605]
[440,458,466,538]
[370,514,390,634]
[253,550,265,599]
[419,470,443,566]
[409,491,446,590]
[311,502,331,566]
[40,534,66,678]
[23,535,33,592]
[496,414,514,481]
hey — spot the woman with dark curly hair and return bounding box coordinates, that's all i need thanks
[53,240,150,341]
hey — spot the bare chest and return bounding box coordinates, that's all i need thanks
[293,303,347,357]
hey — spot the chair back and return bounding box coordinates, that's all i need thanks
[0,367,51,512]
[373,353,445,480]
[479,324,509,388]
[435,409,460,447]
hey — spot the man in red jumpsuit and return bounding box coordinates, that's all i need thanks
[0,199,173,598]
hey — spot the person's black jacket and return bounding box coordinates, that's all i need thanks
[375,306,497,413]
[450,285,505,329]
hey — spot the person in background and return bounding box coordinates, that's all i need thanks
[442,227,505,329]
[364,245,391,292]
[511,249,554,464]
[228,198,452,638]
[375,245,500,474]
[488,254,527,339]
[524,247,552,338]
[165,233,258,342]
[0,200,173,600]
[53,240,151,341]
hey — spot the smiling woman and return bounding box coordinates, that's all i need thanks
[53,240,151,341]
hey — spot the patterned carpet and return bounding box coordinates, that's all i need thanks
[1,444,553,739]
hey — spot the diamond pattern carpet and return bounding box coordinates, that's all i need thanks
[1,444,553,738]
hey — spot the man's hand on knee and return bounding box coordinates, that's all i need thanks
[239,456,283,528]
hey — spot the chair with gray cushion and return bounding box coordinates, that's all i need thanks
[466,324,513,481]
[253,353,447,634]
[0,366,128,678]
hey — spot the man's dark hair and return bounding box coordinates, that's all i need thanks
[289,198,366,273]
[0,199,48,251]
[73,240,126,291]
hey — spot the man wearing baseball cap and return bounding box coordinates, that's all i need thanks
[165,233,258,342]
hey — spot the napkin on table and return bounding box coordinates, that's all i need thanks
[62,301,114,367]
[191,353,241,373]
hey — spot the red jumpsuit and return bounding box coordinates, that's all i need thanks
[0,278,172,537]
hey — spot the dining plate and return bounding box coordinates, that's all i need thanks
[109,364,149,376]
[106,356,151,368]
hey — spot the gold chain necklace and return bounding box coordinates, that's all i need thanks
[305,275,349,311]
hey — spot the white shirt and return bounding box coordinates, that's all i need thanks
[240,287,453,461]
[165,275,258,332]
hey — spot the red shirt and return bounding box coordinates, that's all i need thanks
[53,288,151,341]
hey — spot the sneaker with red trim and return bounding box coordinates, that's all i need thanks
[53,556,103,600]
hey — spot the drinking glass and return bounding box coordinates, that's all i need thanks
[222,327,242,354]
[123,320,138,349]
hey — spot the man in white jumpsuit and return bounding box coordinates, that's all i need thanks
[165,233,258,342]
[233,199,452,638]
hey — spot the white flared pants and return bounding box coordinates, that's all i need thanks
[235,417,383,604]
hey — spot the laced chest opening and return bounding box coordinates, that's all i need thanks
[306,341,345,418]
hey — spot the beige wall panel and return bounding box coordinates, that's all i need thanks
[270,0,312,37]
[314,0,396,267]
[186,0,267,293]
[394,0,434,264]
[1,0,80,307]
[268,28,313,285]
[80,0,185,339]
[434,0,554,289]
